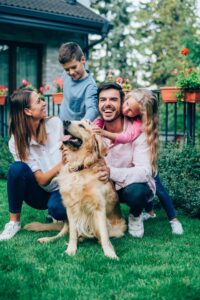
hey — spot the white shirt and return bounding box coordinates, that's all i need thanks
[103,118,156,195]
[9,117,63,192]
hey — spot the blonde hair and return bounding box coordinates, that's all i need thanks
[125,89,159,175]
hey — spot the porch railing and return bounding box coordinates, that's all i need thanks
[0,92,199,145]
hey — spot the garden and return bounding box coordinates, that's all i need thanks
[1,0,200,299]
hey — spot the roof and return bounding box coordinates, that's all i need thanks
[0,0,111,35]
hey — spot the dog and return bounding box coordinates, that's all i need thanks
[25,120,126,259]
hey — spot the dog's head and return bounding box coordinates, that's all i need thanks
[62,120,107,169]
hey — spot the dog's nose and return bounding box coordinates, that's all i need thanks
[63,120,71,127]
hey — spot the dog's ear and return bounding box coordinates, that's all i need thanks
[94,134,108,158]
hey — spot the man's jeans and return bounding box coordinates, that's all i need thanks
[7,162,67,220]
[117,182,153,217]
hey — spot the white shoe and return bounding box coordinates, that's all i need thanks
[0,221,21,241]
[142,212,157,221]
[170,220,183,235]
[128,214,144,238]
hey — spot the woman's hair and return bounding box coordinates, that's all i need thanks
[125,89,159,175]
[9,89,47,161]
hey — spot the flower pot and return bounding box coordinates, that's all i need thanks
[123,89,130,95]
[184,90,200,103]
[160,87,181,103]
[0,95,6,105]
[52,93,63,104]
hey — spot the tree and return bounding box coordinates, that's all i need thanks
[90,0,135,84]
[128,0,200,86]
[90,0,200,87]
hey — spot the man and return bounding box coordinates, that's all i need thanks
[58,42,98,121]
[97,82,155,238]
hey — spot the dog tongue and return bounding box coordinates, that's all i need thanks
[62,135,72,142]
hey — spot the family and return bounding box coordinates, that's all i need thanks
[0,42,183,242]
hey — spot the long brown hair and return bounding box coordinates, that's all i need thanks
[125,89,159,175]
[9,89,47,161]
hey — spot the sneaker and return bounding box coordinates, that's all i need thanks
[170,220,183,235]
[142,212,157,221]
[0,221,21,241]
[128,214,144,238]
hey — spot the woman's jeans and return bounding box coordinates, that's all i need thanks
[145,175,176,220]
[7,162,67,220]
[117,182,153,217]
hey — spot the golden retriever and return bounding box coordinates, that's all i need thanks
[25,120,126,259]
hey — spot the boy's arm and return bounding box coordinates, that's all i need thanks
[83,85,99,121]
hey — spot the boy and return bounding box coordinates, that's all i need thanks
[58,42,98,121]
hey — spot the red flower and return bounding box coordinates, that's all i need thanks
[116,77,123,84]
[45,84,50,90]
[188,68,193,73]
[180,48,189,55]
[22,79,29,86]
[39,86,44,93]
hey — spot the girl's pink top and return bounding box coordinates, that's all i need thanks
[94,118,142,145]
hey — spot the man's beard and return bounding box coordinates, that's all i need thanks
[99,110,122,123]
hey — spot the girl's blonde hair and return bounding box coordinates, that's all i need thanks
[125,89,159,175]
[10,89,47,161]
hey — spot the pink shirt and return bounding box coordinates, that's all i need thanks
[95,118,142,145]
[103,118,156,195]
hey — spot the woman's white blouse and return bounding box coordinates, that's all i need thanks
[9,117,63,192]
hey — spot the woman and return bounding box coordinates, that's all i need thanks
[0,89,67,241]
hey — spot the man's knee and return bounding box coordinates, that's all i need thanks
[48,196,67,221]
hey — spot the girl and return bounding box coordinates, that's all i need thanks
[94,88,183,235]
[0,89,66,241]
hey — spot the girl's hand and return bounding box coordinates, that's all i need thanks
[92,124,103,136]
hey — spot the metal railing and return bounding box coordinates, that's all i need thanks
[0,92,199,144]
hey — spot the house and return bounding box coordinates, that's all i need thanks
[0,0,111,92]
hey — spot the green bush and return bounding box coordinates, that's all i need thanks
[158,143,200,218]
[0,137,13,179]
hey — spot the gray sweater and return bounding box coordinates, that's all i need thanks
[60,71,98,121]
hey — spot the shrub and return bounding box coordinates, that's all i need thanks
[0,137,13,179]
[158,143,200,218]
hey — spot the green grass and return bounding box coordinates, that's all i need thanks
[0,179,200,300]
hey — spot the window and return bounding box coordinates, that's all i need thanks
[0,41,42,93]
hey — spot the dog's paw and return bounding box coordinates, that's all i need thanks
[65,245,77,256]
[103,247,119,260]
[37,237,51,243]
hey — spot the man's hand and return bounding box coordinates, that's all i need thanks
[93,164,110,183]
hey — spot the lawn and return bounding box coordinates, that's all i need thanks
[0,179,199,300]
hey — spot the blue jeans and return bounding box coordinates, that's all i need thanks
[145,175,176,220]
[117,183,153,217]
[7,162,67,220]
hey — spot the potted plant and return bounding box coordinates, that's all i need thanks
[0,85,8,105]
[52,78,64,104]
[115,77,132,94]
[160,48,200,103]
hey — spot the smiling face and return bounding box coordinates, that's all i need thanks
[62,57,86,80]
[122,95,141,118]
[24,91,46,120]
[98,89,122,122]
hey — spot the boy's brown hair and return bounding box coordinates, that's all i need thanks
[58,42,84,64]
